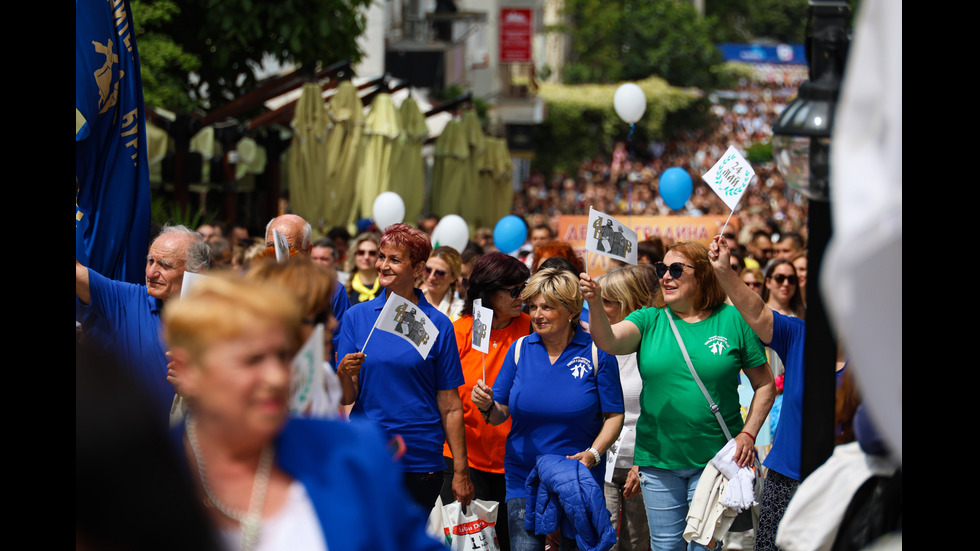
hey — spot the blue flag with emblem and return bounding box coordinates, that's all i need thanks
[76,0,151,284]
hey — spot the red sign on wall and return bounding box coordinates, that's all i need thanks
[500,8,533,63]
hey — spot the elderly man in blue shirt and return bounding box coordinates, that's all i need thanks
[76,225,211,416]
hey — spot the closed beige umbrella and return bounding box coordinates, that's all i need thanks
[459,110,487,233]
[287,83,330,227]
[351,93,400,227]
[429,118,469,218]
[490,138,514,221]
[391,96,428,226]
[323,80,364,230]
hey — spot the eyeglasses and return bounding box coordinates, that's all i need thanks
[424,266,448,279]
[730,263,740,271]
[771,274,798,285]
[356,249,378,257]
[654,262,695,279]
[500,283,526,299]
[744,281,763,289]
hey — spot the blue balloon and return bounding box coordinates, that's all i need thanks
[493,215,528,254]
[659,167,693,210]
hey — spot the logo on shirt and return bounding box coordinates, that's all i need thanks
[567,356,593,379]
[705,336,729,355]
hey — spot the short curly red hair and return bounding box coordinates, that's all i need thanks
[379,223,431,266]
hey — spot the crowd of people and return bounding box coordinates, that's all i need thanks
[77,68,898,551]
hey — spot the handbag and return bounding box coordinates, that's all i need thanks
[664,309,763,534]
[440,499,501,551]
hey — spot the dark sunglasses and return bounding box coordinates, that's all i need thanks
[654,262,695,279]
[424,266,448,279]
[771,274,798,285]
[356,249,378,256]
[500,283,526,299]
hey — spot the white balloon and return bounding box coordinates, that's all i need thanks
[613,83,647,124]
[372,192,405,230]
[431,214,469,252]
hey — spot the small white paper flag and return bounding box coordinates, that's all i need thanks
[472,298,493,354]
[273,228,290,262]
[374,293,440,359]
[290,323,325,415]
[702,145,756,211]
[179,270,210,299]
[585,206,638,265]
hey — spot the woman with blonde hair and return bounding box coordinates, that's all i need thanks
[164,275,443,550]
[421,246,464,321]
[472,268,624,550]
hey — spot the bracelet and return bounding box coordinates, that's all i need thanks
[479,403,495,422]
[738,430,756,442]
[587,447,601,465]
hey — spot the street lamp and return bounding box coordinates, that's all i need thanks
[773,0,849,201]
[771,0,850,479]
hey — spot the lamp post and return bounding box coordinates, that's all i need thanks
[771,0,850,479]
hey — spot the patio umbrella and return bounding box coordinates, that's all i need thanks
[429,118,470,219]
[323,80,364,230]
[390,96,428,227]
[287,83,329,226]
[351,92,400,228]
[489,138,514,222]
[459,110,487,233]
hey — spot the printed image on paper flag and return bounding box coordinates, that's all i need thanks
[471,299,494,354]
[702,145,756,211]
[586,206,638,265]
[273,229,290,262]
[76,0,151,285]
[374,293,440,359]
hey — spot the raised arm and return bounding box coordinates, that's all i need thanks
[579,273,641,354]
[76,260,92,305]
[708,236,773,344]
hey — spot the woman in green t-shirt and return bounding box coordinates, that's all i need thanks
[581,241,775,551]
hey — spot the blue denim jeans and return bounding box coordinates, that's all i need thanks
[507,498,580,551]
[637,466,712,551]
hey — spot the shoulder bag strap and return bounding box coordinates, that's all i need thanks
[514,335,527,364]
[664,308,733,441]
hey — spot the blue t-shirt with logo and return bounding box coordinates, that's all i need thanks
[339,289,464,472]
[626,304,768,469]
[493,326,623,501]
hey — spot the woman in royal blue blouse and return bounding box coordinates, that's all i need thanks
[472,268,624,550]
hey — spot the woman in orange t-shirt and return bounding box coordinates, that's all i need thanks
[441,252,530,551]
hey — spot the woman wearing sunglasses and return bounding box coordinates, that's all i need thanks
[581,241,775,551]
[762,259,805,319]
[421,246,464,322]
[440,252,531,551]
[473,268,624,550]
[345,232,382,305]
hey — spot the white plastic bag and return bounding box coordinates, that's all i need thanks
[441,499,500,551]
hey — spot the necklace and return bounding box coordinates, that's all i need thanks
[186,417,274,551]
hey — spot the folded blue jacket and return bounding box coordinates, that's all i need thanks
[524,454,616,551]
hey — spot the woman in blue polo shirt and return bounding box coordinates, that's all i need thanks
[337,223,474,511]
[472,268,624,550]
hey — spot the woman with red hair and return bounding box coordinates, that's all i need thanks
[337,223,474,510]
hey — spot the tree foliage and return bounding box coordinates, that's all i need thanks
[558,0,725,90]
[132,0,372,111]
[532,76,703,175]
[707,0,809,44]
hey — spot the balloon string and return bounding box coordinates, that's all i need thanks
[628,123,635,223]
